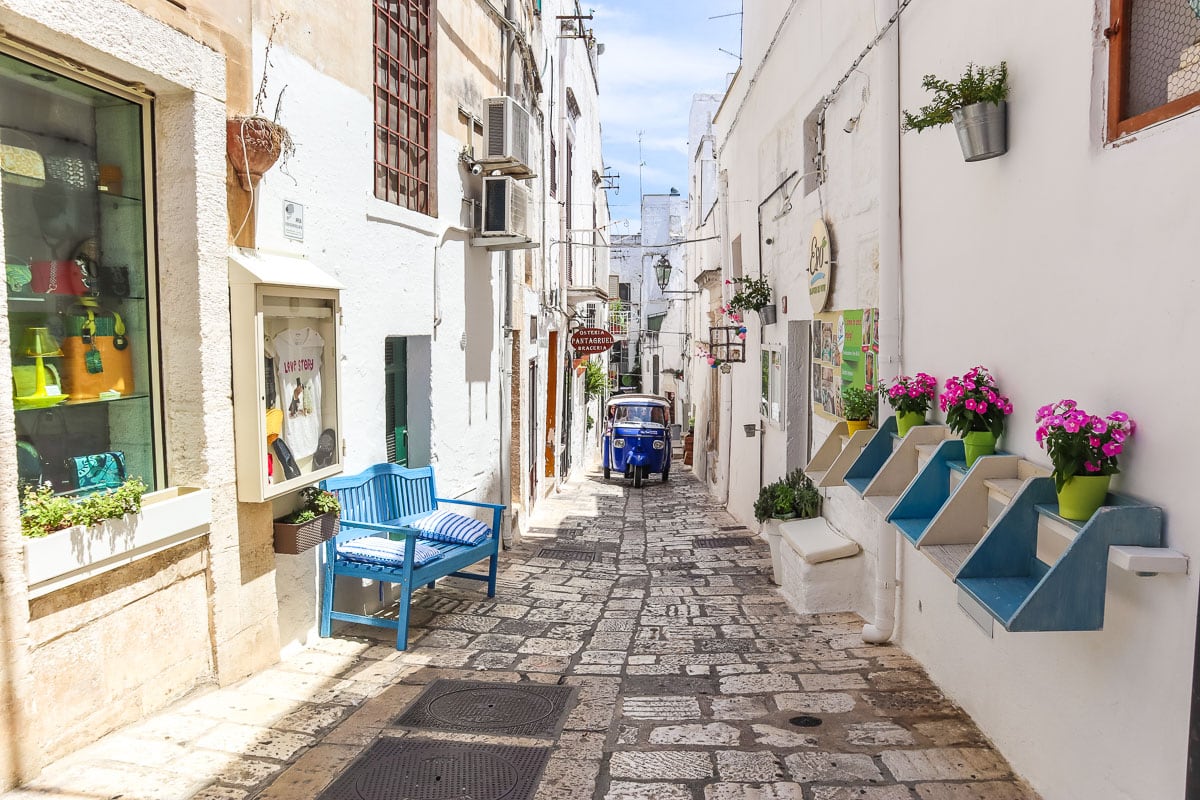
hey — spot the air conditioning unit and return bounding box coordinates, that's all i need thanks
[482,96,532,172]
[481,175,531,239]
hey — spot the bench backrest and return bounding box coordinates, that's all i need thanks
[321,463,437,525]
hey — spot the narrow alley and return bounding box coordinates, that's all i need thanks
[5,470,1035,800]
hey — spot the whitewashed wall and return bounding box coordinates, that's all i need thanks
[716,1,1200,798]
[254,42,505,651]
[893,3,1198,799]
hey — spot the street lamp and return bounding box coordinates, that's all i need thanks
[653,254,673,293]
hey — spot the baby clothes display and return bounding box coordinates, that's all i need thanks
[272,327,325,460]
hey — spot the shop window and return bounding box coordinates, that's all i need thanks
[373,0,435,213]
[1107,0,1200,139]
[1,49,159,498]
[760,346,785,427]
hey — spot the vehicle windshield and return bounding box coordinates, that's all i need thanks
[611,405,666,425]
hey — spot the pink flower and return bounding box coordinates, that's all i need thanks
[1088,436,1102,447]
[1036,428,1047,444]
[1108,410,1129,422]
[1091,419,1106,434]
[1111,429,1126,443]
[965,398,978,411]
[1003,403,1013,415]
[977,401,989,414]
[1085,461,1101,473]
[1063,419,1079,433]
[1103,442,1123,457]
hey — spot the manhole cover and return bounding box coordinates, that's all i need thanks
[537,548,596,562]
[790,715,823,727]
[317,738,551,800]
[394,680,578,738]
[695,536,755,548]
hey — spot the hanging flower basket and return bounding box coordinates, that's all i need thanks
[226,116,293,191]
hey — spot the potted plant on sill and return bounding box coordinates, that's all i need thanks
[842,386,878,434]
[20,478,147,539]
[903,61,1009,162]
[273,486,341,554]
[726,276,776,325]
[756,469,821,584]
[885,372,938,437]
[1035,400,1136,521]
[941,365,1014,466]
[21,480,213,597]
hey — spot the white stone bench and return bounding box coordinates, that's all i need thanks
[762,517,862,614]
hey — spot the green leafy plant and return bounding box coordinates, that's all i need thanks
[282,486,340,525]
[586,413,595,431]
[754,471,821,523]
[726,276,773,311]
[583,358,607,402]
[21,478,148,538]
[902,62,1009,133]
[842,387,877,423]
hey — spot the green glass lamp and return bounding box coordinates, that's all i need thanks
[20,326,63,399]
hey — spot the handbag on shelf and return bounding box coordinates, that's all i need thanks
[70,450,126,491]
[0,128,45,188]
[31,259,96,295]
[60,305,134,400]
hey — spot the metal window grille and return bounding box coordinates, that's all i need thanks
[374,0,432,212]
[1108,0,1200,138]
[608,301,630,340]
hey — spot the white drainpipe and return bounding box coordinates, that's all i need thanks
[863,0,902,645]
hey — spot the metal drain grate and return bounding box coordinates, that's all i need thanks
[695,536,756,548]
[537,548,596,562]
[394,680,578,738]
[719,525,750,531]
[317,738,551,800]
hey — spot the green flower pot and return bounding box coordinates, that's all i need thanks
[962,430,997,467]
[1056,474,1111,521]
[896,411,926,438]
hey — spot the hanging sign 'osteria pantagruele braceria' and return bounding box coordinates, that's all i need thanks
[808,218,832,313]
[570,327,615,355]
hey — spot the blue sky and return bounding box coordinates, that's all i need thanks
[592,1,741,232]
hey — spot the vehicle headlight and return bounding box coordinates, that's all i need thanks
[652,440,666,450]
[613,438,625,448]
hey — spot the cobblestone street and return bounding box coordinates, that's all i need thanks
[3,469,1038,800]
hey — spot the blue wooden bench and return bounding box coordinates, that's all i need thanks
[318,463,505,650]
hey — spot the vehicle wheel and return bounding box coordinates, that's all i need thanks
[603,466,610,479]
[632,466,643,488]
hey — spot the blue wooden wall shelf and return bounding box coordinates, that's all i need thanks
[843,416,897,494]
[886,438,966,544]
[955,477,1163,632]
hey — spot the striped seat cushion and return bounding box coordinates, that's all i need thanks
[337,536,442,568]
[409,509,492,546]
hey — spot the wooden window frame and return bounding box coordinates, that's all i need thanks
[373,0,438,215]
[1107,0,1200,140]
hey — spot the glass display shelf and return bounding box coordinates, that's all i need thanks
[14,391,151,413]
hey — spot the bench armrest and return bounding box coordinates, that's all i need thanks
[435,497,507,512]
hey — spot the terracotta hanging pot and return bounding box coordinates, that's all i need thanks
[226,116,291,190]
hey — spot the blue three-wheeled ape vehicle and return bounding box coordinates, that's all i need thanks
[602,394,672,488]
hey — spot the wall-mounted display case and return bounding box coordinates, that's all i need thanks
[229,252,343,502]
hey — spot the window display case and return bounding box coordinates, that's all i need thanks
[2,48,161,498]
[229,252,343,502]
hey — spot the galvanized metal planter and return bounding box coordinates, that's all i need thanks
[952,101,1007,162]
[757,304,778,325]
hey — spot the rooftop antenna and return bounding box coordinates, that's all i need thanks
[709,10,743,63]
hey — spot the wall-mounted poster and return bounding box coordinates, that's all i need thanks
[811,307,878,421]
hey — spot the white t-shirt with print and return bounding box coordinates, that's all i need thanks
[273,327,325,459]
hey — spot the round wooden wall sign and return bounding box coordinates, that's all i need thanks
[808,219,832,313]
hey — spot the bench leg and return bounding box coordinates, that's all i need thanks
[487,552,498,598]
[395,581,413,651]
[319,547,335,638]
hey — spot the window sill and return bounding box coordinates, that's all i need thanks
[23,486,212,598]
[365,194,439,236]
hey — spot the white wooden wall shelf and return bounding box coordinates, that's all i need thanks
[806,422,878,488]
[956,478,1171,632]
[856,423,950,518]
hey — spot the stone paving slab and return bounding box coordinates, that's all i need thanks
[0,469,1039,800]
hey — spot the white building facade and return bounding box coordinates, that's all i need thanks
[705,2,1200,798]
